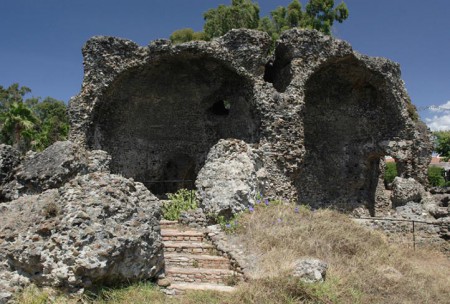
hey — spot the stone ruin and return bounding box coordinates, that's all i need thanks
[0,29,447,301]
[69,28,431,215]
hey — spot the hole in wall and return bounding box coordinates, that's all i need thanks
[263,60,274,83]
[209,100,230,116]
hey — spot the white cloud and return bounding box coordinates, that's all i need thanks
[428,100,450,112]
[425,114,450,131]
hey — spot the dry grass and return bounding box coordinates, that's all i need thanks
[15,204,450,304]
[232,203,450,304]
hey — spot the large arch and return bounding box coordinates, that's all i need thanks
[297,56,404,213]
[87,54,260,195]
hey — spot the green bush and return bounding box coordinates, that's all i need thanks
[384,162,398,185]
[162,188,198,220]
[428,166,445,187]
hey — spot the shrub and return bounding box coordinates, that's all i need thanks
[162,188,198,220]
[428,166,445,187]
[384,162,398,185]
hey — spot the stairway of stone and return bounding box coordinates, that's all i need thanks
[160,219,239,295]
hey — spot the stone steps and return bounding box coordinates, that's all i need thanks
[165,267,236,284]
[170,282,236,294]
[160,221,239,294]
[160,219,178,227]
[161,229,205,242]
[164,241,215,255]
[164,252,231,269]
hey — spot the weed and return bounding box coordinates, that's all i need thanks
[42,201,60,218]
[216,213,241,234]
[162,188,198,220]
[192,260,199,268]
[224,272,239,286]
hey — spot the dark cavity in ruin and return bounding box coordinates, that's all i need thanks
[87,55,260,195]
[297,56,404,213]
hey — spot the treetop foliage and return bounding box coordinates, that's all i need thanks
[433,130,450,161]
[203,0,260,39]
[170,0,349,44]
[0,83,69,153]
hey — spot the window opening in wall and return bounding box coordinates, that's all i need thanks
[209,100,230,116]
[263,60,274,83]
[384,156,398,188]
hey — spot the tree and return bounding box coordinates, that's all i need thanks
[203,0,260,39]
[0,84,70,152]
[170,0,348,45]
[0,83,31,112]
[303,0,349,35]
[270,0,303,33]
[29,97,70,150]
[428,166,445,187]
[0,101,39,151]
[433,130,450,160]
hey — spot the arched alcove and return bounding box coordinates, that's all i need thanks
[87,54,260,195]
[297,56,403,212]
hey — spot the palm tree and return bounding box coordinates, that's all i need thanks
[0,102,39,152]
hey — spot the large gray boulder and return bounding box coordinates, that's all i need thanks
[196,139,267,217]
[1,141,110,202]
[0,172,162,299]
[391,177,426,207]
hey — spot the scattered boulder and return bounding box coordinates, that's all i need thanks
[391,177,425,207]
[394,202,431,221]
[292,258,328,283]
[1,141,111,202]
[0,172,163,296]
[196,139,267,217]
[157,278,171,288]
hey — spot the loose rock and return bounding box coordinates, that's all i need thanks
[0,172,162,295]
[292,258,328,283]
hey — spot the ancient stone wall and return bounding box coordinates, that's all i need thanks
[68,29,432,216]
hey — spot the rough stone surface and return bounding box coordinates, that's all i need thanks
[179,208,209,228]
[1,141,111,202]
[292,258,328,283]
[216,29,272,76]
[0,144,21,185]
[68,28,432,215]
[0,172,163,296]
[391,177,426,207]
[196,139,267,217]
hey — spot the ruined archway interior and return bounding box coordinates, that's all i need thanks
[88,55,260,195]
[297,57,404,213]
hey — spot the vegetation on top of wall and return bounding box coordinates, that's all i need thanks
[0,83,69,153]
[405,98,419,121]
[170,0,349,44]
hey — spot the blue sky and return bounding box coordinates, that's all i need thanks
[1,0,449,129]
